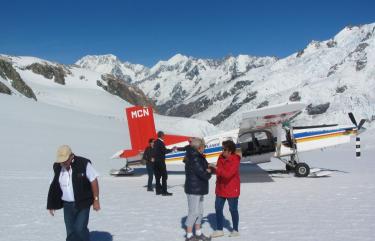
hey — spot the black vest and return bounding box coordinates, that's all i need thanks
[47,156,94,210]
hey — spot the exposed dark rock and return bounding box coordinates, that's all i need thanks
[336,85,347,93]
[361,31,373,42]
[171,83,187,103]
[229,80,253,95]
[182,60,192,73]
[228,62,241,80]
[326,39,337,48]
[154,88,161,98]
[26,63,68,85]
[185,65,199,80]
[312,41,321,48]
[0,81,12,95]
[209,91,257,125]
[354,43,369,53]
[0,59,36,100]
[97,74,155,107]
[162,95,213,117]
[192,86,202,97]
[289,91,301,102]
[306,103,330,115]
[154,83,160,91]
[156,99,177,115]
[111,65,132,82]
[356,56,367,71]
[327,64,338,77]
[0,69,5,79]
[296,49,304,58]
[213,91,231,102]
[257,101,269,109]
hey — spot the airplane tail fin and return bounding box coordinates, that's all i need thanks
[113,105,192,160]
[120,106,156,158]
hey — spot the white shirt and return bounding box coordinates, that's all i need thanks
[59,160,99,202]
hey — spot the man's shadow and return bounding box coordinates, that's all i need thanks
[90,231,113,241]
[181,213,232,231]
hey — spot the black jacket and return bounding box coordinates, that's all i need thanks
[47,156,94,210]
[177,145,192,163]
[142,146,153,165]
[184,148,212,195]
[152,138,172,163]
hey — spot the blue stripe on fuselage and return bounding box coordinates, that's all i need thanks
[293,127,353,139]
[166,146,223,159]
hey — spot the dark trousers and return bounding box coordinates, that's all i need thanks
[154,161,168,193]
[146,162,154,189]
[215,196,239,232]
[63,202,90,241]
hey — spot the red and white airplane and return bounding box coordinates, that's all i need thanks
[111,103,365,177]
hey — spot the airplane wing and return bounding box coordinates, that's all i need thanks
[239,102,306,131]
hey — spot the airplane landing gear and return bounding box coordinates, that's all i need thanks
[283,155,310,177]
[295,163,310,177]
[285,155,297,172]
[285,164,293,172]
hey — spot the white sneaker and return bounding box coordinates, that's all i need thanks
[228,231,239,237]
[211,230,224,238]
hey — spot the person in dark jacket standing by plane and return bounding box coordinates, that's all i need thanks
[47,145,100,241]
[184,137,212,241]
[153,131,173,196]
[142,138,155,191]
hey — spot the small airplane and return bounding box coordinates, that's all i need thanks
[111,103,365,177]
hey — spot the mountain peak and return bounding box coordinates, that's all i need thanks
[76,54,121,66]
[167,54,189,65]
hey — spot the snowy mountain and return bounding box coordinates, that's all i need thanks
[2,23,375,132]
[76,54,150,83]
[0,55,155,115]
[76,23,375,130]
[0,55,218,137]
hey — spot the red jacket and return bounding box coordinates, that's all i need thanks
[215,153,241,198]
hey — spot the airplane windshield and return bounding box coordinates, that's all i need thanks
[239,130,275,156]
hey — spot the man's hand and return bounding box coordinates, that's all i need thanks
[93,200,101,211]
[48,209,55,216]
[209,163,217,168]
[208,164,216,174]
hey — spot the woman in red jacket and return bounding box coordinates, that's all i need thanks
[211,140,240,238]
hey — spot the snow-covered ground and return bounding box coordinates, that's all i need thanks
[1,94,375,241]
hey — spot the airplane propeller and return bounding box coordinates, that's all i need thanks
[348,112,366,158]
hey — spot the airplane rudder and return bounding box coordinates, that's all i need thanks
[125,106,156,150]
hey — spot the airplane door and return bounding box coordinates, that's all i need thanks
[238,130,274,164]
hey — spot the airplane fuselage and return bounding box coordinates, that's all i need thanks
[165,124,357,165]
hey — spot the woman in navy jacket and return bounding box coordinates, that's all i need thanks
[184,137,212,241]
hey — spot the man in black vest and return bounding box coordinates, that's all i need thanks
[153,131,173,196]
[47,145,100,241]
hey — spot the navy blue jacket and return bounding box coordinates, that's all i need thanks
[184,148,212,195]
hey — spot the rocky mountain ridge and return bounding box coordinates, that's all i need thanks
[75,23,375,129]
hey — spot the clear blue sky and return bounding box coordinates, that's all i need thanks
[1,0,374,67]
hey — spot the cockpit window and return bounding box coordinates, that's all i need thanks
[239,130,275,156]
